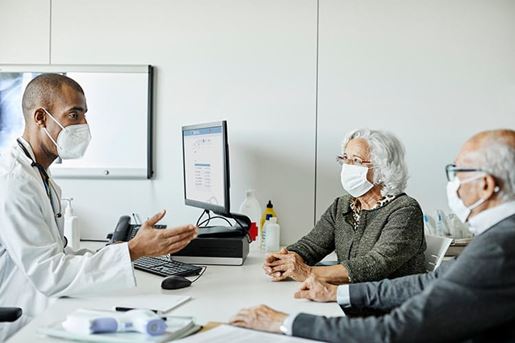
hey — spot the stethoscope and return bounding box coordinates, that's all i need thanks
[16,138,63,220]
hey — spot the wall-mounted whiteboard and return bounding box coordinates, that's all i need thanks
[0,64,154,179]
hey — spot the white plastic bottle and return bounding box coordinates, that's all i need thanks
[261,214,274,252]
[434,210,449,237]
[265,217,280,252]
[63,198,80,250]
[423,214,436,236]
[238,189,262,248]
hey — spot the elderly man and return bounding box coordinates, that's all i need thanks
[0,74,197,340]
[232,129,515,342]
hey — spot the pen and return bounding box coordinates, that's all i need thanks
[115,306,155,313]
[114,307,167,321]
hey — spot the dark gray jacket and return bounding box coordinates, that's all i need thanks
[287,194,426,282]
[292,214,515,343]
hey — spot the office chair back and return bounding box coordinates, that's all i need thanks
[424,234,453,272]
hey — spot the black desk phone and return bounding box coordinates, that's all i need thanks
[107,215,202,278]
[107,215,167,244]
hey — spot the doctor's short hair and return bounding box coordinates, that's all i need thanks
[342,129,409,197]
[22,73,84,119]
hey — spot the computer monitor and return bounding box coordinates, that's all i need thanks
[182,121,230,215]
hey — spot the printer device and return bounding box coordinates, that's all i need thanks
[172,225,250,266]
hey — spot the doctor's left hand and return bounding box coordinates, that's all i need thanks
[128,210,198,261]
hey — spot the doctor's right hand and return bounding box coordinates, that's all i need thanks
[128,210,198,261]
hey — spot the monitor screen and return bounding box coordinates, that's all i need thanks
[182,121,230,214]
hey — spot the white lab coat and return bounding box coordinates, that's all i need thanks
[0,138,136,340]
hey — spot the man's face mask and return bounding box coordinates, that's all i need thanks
[42,108,91,159]
[446,175,486,224]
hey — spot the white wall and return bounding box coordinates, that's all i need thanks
[1,0,514,244]
[50,0,318,243]
[316,0,515,219]
[0,0,50,64]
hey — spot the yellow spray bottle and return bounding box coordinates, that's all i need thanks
[260,200,277,250]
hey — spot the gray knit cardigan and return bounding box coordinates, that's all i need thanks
[287,193,426,283]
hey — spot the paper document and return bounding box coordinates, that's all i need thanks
[174,325,322,343]
[111,294,191,314]
[86,294,191,314]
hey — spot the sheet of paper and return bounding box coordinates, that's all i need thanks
[175,325,322,343]
[87,294,191,314]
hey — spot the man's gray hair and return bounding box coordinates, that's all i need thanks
[467,130,515,202]
[342,129,409,197]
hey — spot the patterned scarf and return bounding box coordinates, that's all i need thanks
[350,194,396,230]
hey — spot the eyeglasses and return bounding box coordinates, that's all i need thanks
[445,163,486,182]
[336,154,372,167]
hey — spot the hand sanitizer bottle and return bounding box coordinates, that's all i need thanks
[63,198,80,250]
[239,189,262,249]
[434,210,450,237]
[260,200,277,250]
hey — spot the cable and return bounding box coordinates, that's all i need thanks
[232,216,245,230]
[231,216,251,243]
[188,266,207,283]
[196,209,210,227]
[196,210,245,230]
[195,210,251,243]
[194,209,251,243]
[198,216,233,228]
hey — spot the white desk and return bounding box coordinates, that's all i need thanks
[9,243,343,342]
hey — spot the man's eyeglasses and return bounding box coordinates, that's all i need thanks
[336,155,372,167]
[445,163,486,182]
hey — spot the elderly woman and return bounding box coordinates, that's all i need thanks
[264,129,426,285]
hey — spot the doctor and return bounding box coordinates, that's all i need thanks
[0,73,197,340]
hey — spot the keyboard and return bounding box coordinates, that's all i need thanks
[134,255,202,277]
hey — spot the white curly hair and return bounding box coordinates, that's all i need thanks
[342,129,409,197]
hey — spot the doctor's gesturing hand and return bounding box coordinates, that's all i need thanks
[127,210,198,261]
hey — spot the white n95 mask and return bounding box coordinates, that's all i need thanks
[42,108,91,159]
[446,176,486,224]
[340,164,374,198]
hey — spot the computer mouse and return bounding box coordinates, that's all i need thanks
[161,276,192,290]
